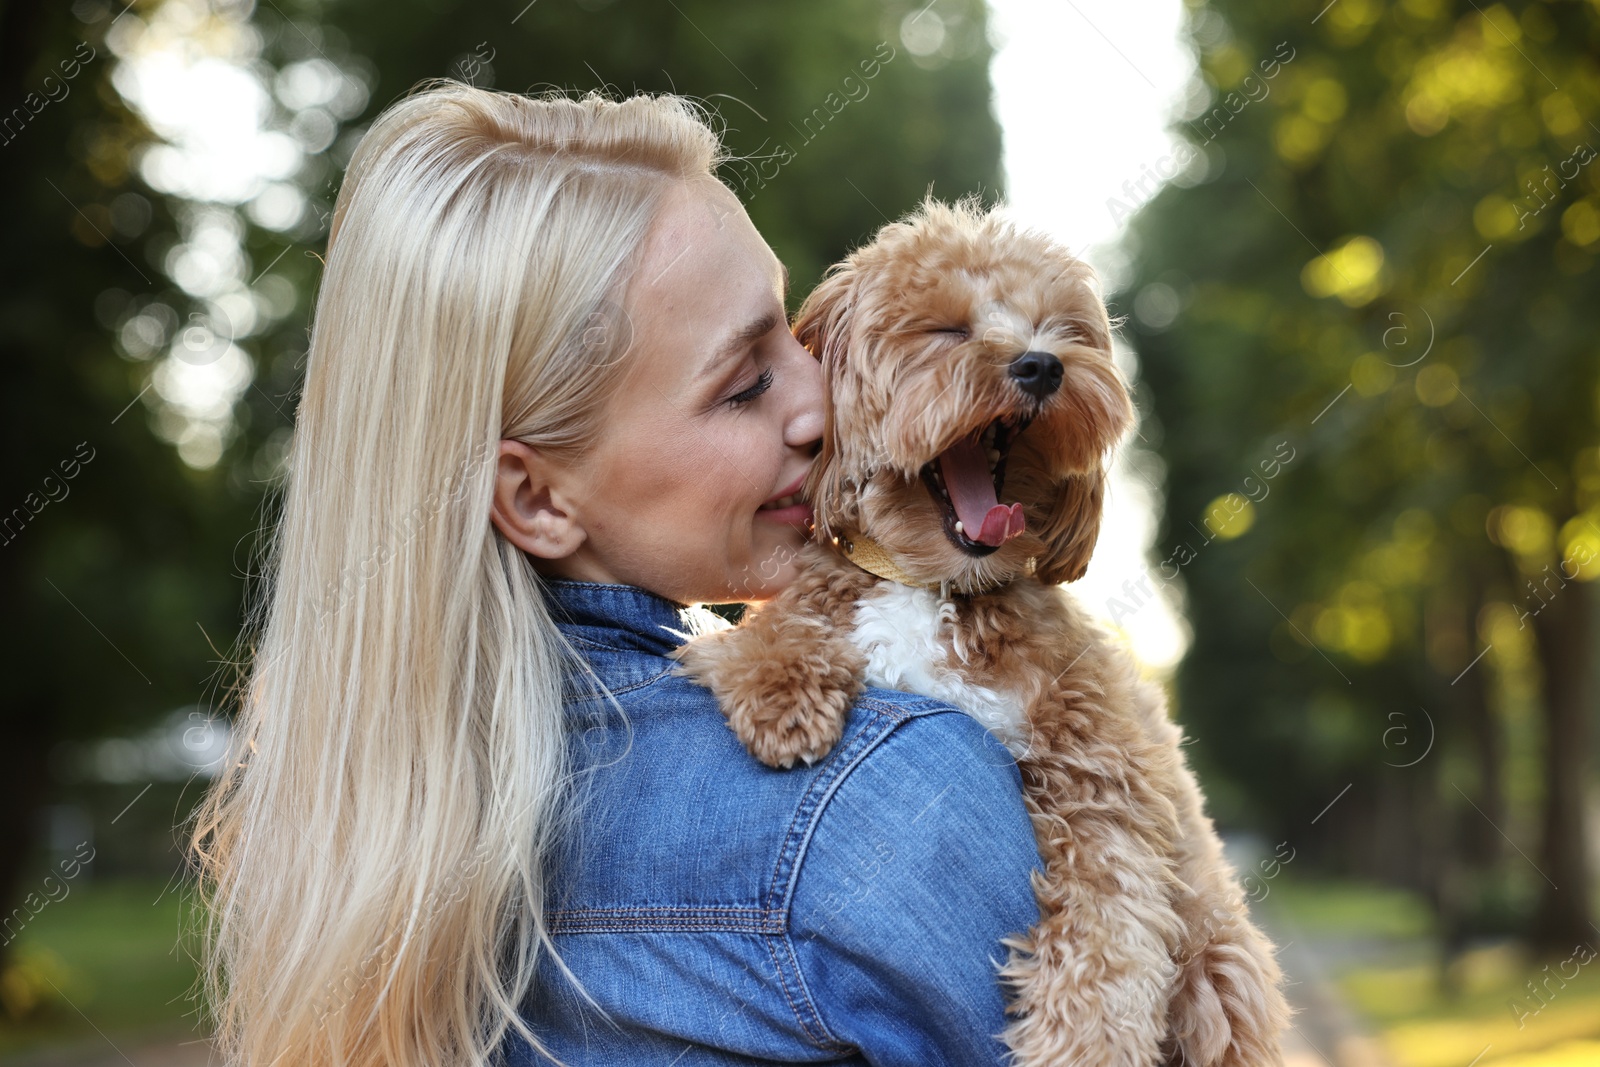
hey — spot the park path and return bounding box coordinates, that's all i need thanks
[1259,899,1399,1067]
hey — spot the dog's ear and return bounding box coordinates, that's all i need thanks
[794,263,858,544]
[1032,329,1133,585]
[793,261,855,359]
[1032,466,1108,586]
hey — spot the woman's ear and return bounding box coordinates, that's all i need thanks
[490,440,587,561]
[793,264,859,543]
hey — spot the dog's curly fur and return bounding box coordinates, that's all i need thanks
[669,196,1292,1066]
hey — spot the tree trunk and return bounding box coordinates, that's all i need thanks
[1528,574,1595,950]
[0,0,58,975]
[1459,573,1503,871]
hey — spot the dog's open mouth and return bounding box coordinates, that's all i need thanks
[919,413,1033,555]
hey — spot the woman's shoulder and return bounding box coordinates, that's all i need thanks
[633,670,1032,810]
[840,684,1032,800]
[536,673,1043,1061]
[818,683,1040,866]
[569,670,1041,889]
[559,668,1041,905]
[784,686,1046,1062]
[643,670,1030,805]
[790,681,1046,936]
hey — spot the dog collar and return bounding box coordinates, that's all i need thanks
[834,530,938,589]
[832,530,1034,595]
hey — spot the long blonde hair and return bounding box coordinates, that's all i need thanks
[189,79,726,1066]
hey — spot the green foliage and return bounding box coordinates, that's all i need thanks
[1115,0,1600,939]
[302,0,1003,299]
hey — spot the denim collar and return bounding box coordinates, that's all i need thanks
[539,576,731,656]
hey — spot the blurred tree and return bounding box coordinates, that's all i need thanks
[302,0,1002,304]
[1118,0,1599,951]
[0,0,1005,993]
[0,0,253,992]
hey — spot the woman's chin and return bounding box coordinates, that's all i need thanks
[721,532,808,602]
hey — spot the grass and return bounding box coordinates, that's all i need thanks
[1267,875,1600,1067]
[1265,875,1437,941]
[1344,943,1600,1067]
[0,878,206,1058]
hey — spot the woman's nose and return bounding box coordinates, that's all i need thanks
[782,333,825,450]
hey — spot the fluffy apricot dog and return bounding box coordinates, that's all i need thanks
[670,195,1291,1066]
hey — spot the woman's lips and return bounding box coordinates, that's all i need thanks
[756,495,813,527]
[761,468,810,507]
[757,467,814,527]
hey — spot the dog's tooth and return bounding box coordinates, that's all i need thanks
[954,520,964,535]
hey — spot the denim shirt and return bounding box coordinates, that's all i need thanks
[499,577,1047,1067]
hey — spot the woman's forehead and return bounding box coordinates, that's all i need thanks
[625,182,783,345]
[649,179,776,281]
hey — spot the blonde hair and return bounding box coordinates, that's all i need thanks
[189,79,726,1066]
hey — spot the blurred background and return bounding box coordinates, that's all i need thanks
[2,0,1597,1063]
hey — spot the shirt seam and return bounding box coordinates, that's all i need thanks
[760,694,936,1053]
[564,663,674,698]
[764,934,854,1054]
[763,696,916,902]
[563,634,619,653]
[562,631,687,655]
[546,904,785,935]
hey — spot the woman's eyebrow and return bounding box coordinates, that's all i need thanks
[698,306,782,381]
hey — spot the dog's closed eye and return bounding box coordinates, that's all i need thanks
[925,325,971,338]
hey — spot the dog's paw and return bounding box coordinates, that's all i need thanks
[723,664,854,769]
[669,629,857,770]
[666,631,728,688]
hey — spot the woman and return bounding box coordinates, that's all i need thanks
[191,79,1046,1067]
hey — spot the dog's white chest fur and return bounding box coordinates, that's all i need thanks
[849,582,1031,758]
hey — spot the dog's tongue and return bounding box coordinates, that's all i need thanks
[937,434,1026,546]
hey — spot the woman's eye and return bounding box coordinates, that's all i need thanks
[725,366,774,407]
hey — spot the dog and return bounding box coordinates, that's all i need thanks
[669,195,1291,1066]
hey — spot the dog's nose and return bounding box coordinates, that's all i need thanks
[1009,351,1063,399]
